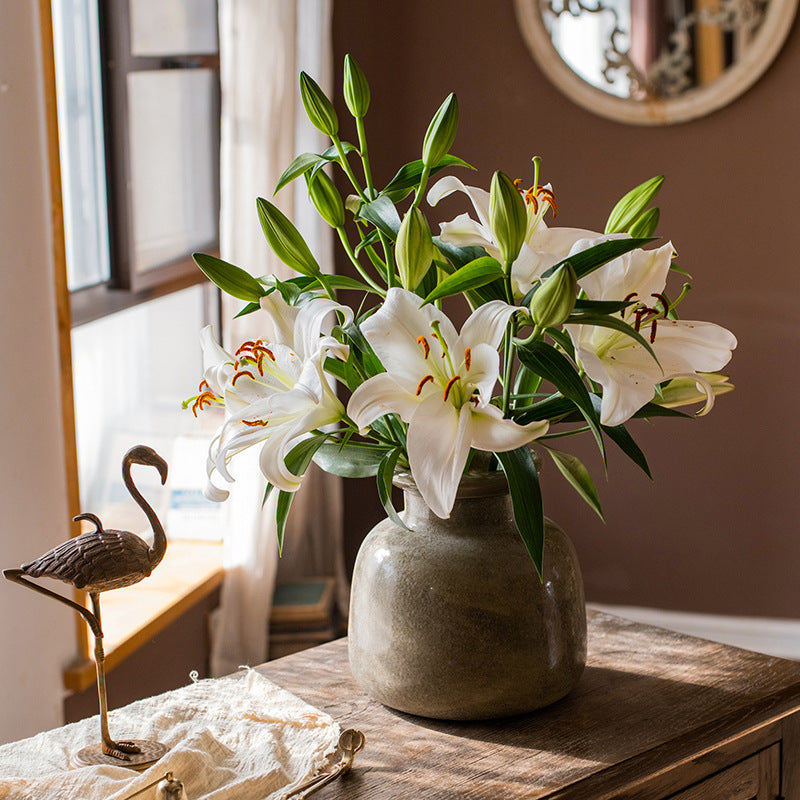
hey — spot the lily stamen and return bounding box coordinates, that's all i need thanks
[232,369,256,385]
[242,418,269,427]
[416,374,435,395]
[651,292,670,318]
[464,347,471,371]
[417,335,431,359]
[443,375,461,402]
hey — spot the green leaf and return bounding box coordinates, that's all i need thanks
[193,253,267,302]
[516,340,605,462]
[573,298,637,314]
[496,447,544,578]
[377,449,408,530]
[314,440,389,478]
[353,228,380,256]
[543,446,603,519]
[381,155,474,203]
[356,195,401,239]
[541,237,655,282]
[274,152,323,195]
[605,176,665,235]
[276,491,294,556]
[320,142,358,160]
[233,301,263,318]
[564,313,659,365]
[284,435,328,477]
[433,239,487,269]
[421,256,504,305]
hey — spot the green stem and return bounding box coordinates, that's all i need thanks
[350,121,395,288]
[332,134,367,201]
[501,260,517,417]
[412,164,432,210]
[337,228,387,296]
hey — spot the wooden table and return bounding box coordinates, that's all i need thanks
[259,610,800,799]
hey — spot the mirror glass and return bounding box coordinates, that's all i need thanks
[514,0,797,123]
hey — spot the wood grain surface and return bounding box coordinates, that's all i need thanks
[259,610,800,799]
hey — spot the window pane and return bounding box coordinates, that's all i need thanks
[51,0,111,290]
[129,0,219,56]
[127,69,218,273]
[71,285,222,541]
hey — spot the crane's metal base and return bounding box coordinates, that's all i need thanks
[72,739,169,771]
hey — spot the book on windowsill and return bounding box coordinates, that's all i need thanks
[269,577,337,633]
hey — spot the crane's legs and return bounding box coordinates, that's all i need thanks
[89,592,141,759]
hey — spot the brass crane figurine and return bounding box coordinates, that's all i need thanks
[3,445,171,770]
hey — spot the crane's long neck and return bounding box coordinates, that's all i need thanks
[123,462,167,570]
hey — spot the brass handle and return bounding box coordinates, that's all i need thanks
[282,729,366,799]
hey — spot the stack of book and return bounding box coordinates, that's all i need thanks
[268,577,342,660]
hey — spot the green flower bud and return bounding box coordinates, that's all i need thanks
[299,72,338,137]
[343,54,370,118]
[422,93,458,168]
[256,197,320,277]
[307,170,345,228]
[530,263,578,328]
[396,207,435,291]
[489,171,527,265]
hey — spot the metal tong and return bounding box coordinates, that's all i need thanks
[282,729,366,799]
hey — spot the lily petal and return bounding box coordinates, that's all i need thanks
[470,403,549,451]
[407,396,472,519]
[348,373,421,430]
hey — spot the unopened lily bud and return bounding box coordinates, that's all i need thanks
[530,263,577,328]
[396,207,434,291]
[299,72,338,137]
[307,170,345,228]
[256,197,321,277]
[343,54,370,118]
[422,93,458,168]
[490,171,527,266]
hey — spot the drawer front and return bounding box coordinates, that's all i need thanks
[666,744,780,800]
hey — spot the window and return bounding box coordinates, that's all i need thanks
[55,0,221,323]
[50,0,225,675]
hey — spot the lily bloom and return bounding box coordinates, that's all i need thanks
[427,175,609,296]
[196,294,350,499]
[566,242,737,426]
[347,288,548,518]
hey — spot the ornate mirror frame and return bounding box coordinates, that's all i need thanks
[513,0,799,124]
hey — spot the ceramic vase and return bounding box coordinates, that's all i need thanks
[348,470,587,720]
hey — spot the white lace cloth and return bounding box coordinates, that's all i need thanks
[0,669,339,800]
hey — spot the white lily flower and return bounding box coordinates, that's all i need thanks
[427,175,610,296]
[566,242,737,427]
[347,288,548,519]
[196,293,351,500]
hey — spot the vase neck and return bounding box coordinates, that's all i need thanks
[401,472,512,531]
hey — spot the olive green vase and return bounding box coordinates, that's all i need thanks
[348,470,587,720]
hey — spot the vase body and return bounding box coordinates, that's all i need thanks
[348,471,587,720]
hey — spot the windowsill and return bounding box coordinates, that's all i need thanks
[62,540,224,693]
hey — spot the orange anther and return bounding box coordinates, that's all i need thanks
[443,375,461,402]
[232,369,255,385]
[464,347,471,371]
[416,374,435,396]
[242,418,269,427]
[417,335,430,359]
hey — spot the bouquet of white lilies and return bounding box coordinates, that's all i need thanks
[187,56,736,576]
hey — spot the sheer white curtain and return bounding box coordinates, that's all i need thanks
[212,0,345,677]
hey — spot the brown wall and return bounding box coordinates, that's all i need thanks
[333,2,800,617]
